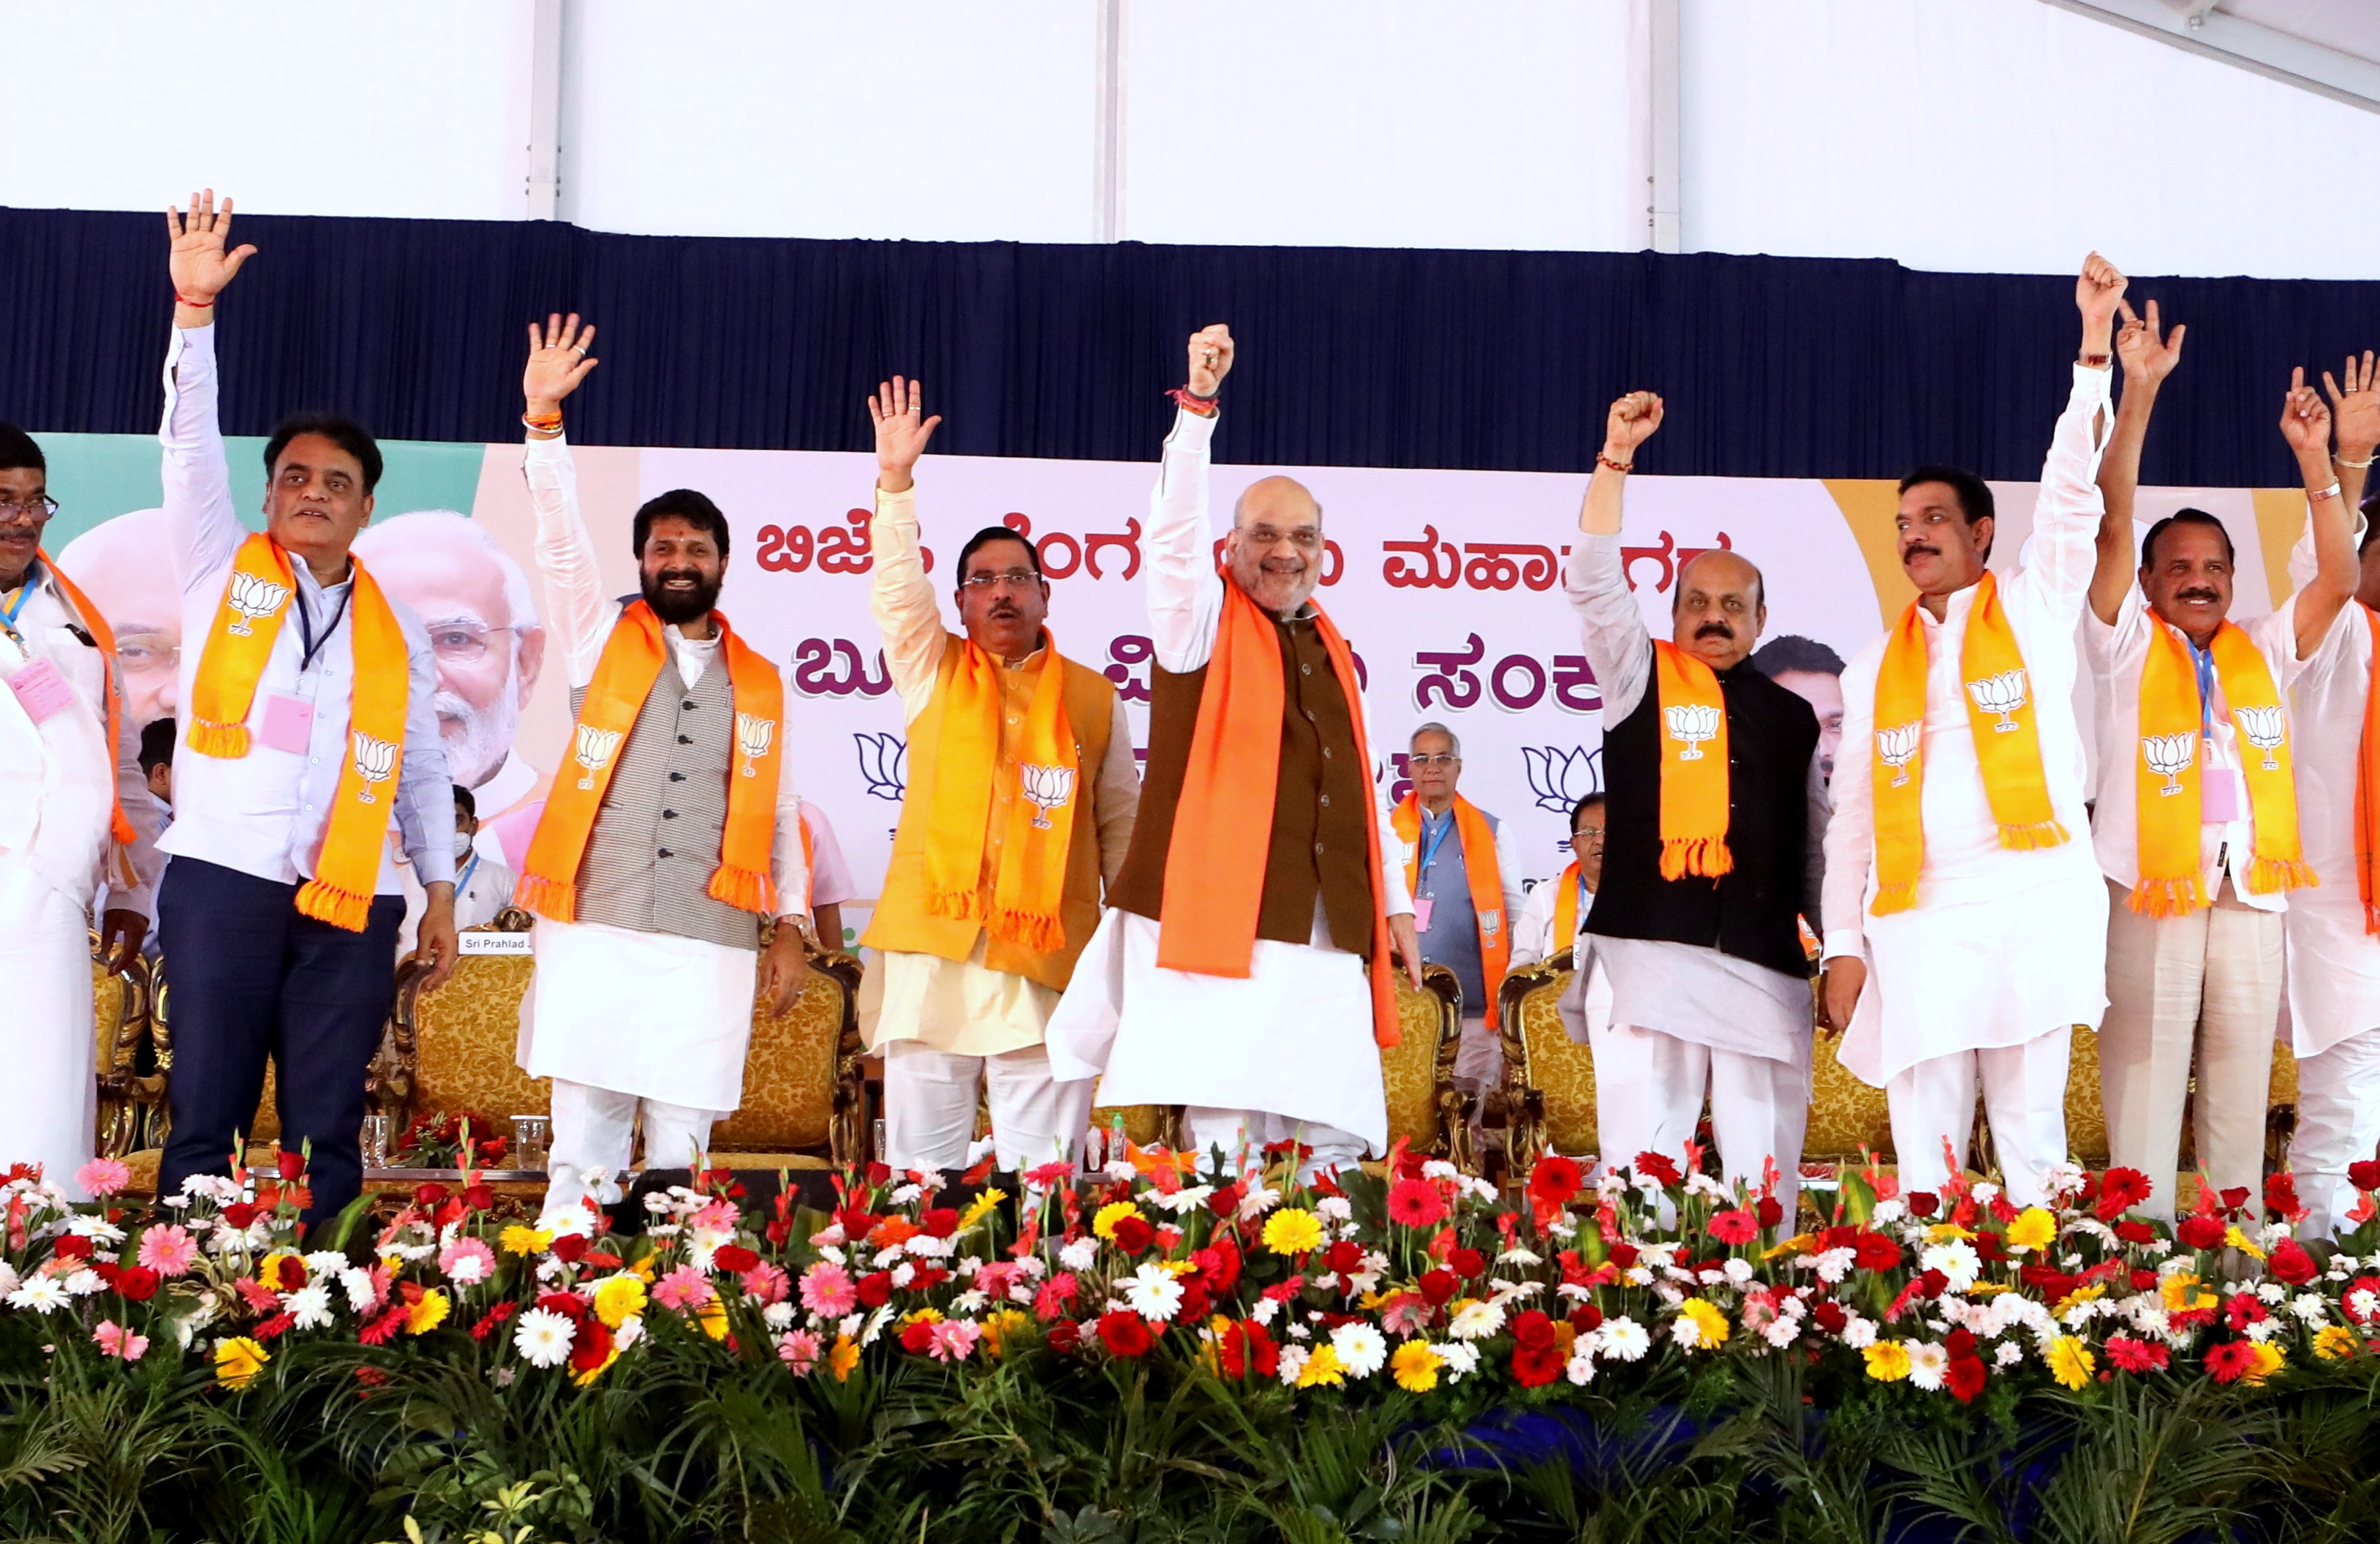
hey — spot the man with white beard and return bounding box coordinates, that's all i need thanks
[352,511,546,823]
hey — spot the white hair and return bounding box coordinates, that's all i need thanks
[353,509,541,633]
[1410,722,1460,758]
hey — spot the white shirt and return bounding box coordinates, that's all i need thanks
[396,848,518,956]
[521,433,808,917]
[2087,587,2305,914]
[154,325,455,894]
[0,565,164,916]
[801,802,858,908]
[1511,871,1587,968]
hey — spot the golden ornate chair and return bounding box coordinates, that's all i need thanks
[1378,963,1465,1166]
[89,933,155,1161]
[1802,1026,1896,1164]
[1491,952,1590,1178]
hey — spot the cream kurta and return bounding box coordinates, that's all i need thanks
[2284,512,2380,1056]
[1824,365,2113,1088]
[515,435,808,1112]
[1045,407,1413,1154]
[861,487,1140,1058]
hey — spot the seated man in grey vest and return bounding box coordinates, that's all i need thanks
[508,315,812,1216]
[1566,389,1826,1213]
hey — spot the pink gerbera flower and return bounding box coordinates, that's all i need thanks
[778,1328,823,1374]
[653,1265,716,1313]
[136,1224,199,1278]
[439,1237,498,1287]
[799,1261,858,1318]
[94,1319,148,1360]
[741,1260,790,1306]
[927,1319,982,1363]
[75,1158,132,1197]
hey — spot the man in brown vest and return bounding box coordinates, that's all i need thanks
[1049,325,1422,1178]
[859,376,1139,1175]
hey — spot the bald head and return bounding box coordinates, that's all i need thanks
[1226,475,1325,615]
[1670,548,1766,669]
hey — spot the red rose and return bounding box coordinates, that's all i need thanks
[1450,1247,1487,1278]
[51,1235,93,1261]
[2204,1340,2258,1384]
[2269,1238,2318,1286]
[1943,1355,1987,1404]
[1046,1319,1083,1353]
[551,1233,590,1265]
[2266,1172,2304,1222]
[864,1161,893,1187]
[1974,1232,2006,1263]
[1097,1310,1153,1358]
[569,1317,613,1374]
[836,1207,877,1240]
[1110,1216,1155,1255]
[1631,1152,1681,1187]
[857,1272,894,1308]
[1606,1242,1640,1271]
[411,1183,448,1208]
[1418,1268,1458,1306]
[276,1148,307,1181]
[1812,1300,1848,1336]
[2115,1220,2156,1246]
[1851,1232,1900,1273]
[922,1208,960,1240]
[114,1266,159,1302]
[2350,1161,2380,1193]
[1209,1183,1244,1218]
[461,1183,496,1213]
[713,1244,762,1276]
[1905,1192,1939,1219]
[1568,1303,1604,1335]
[222,1202,260,1229]
[899,1320,937,1355]
[2177,1216,2225,1251]
[2130,1268,2160,1292]
[1325,1240,1364,1276]
[1511,1308,1558,1351]
[2219,1187,2251,1215]
[1756,1197,1784,1229]
[537,1290,590,1321]
[274,1256,309,1292]
[1509,1311,1565,1388]
[1916,1268,1949,1300]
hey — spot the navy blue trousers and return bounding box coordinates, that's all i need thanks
[157,857,403,1221]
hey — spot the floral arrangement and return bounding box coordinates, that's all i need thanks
[9,1140,2380,1541]
[390,1110,510,1170]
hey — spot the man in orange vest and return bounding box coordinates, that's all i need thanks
[1391,723,1522,1091]
[859,376,1140,1176]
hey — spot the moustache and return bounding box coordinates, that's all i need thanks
[2175,589,2221,604]
[1695,622,1734,640]
[1902,543,1941,561]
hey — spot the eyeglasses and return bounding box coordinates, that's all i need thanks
[1570,829,1605,848]
[1241,524,1321,551]
[0,497,58,522]
[960,570,1040,592]
[1408,753,1459,769]
[426,621,517,663]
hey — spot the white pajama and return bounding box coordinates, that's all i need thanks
[883,1041,1095,1174]
[1184,1107,1368,1183]
[1885,1030,2072,1208]
[1587,1016,1809,1215]
[543,1077,716,1212]
[0,865,99,1197]
[2289,1029,2380,1240]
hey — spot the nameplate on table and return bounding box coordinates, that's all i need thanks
[458,933,534,957]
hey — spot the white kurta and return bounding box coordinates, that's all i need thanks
[1824,365,2114,1088]
[513,435,809,1112]
[1044,406,1413,1155]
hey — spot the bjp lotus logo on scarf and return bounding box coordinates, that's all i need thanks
[573,725,625,790]
[350,734,397,803]
[1965,669,2029,733]
[224,571,291,636]
[2233,706,2286,771]
[2143,732,2196,796]
[1020,762,1076,830]
[1876,722,1922,787]
[735,712,775,777]
[1663,704,1719,761]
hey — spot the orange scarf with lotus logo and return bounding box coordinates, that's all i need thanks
[1869,572,2064,916]
[516,599,784,923]
[1650,640,1731,880]
[186,532,409,931]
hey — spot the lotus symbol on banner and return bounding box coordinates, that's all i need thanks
[1966,669,2029,733]
[1663,704,1720,761]
[1876,722,1922,787]
[350,734,397,804]
[2143,733,2196,796]
[572,726,624,791]
[224,571,291,637]
[2234,705,2286,771]
[735,712,774,777]
[1020,763,1076,830]
[1521,745,1601,816]
[855,731,908,802]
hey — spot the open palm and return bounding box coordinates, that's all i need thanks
[166,189,256,303]
[524,313,599,410]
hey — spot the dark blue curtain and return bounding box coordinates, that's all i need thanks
[2,204,2370,486]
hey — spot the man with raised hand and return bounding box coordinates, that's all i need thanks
[0,423,165,1197]
[1568,390,1825,1208]
[1821,255,2126,1209]
[2085,303,2359,1221]
[1049,325,1421,1180]
[507,315,811,1215]
[151,192,458,1220]
[2278,353,2380,1240]
[858,375,1138,1176]
[1391,721,1524,1091]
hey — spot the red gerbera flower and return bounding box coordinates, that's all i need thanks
[713,1244,762,1276]
[1943,1354,1987,1403]
[1529,1156,1585,1206]
[1097,1310,1153,1358]
[1708,1209,1759,1246]
[2104,1336,2169,1374]
[1387,1178,1448,1229]
[2204,1340,2259,1385]
[1631,1152,1682,1187]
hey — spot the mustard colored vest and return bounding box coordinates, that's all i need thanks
[864,637,1117,990]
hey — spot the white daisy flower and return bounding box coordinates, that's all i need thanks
[1723,1258,1755,1286]
[2291,1293,2328,1325]
[1565,1352,1597,1385]
[1123,1264,1185,1323]
[513,1307,577,1368]
[1919,1240,1982,1292]
[1250,1298,1282,1327]
[286,1284,336,1331]
[1905,1341,1949,1391]
[1447,1300,1506,1341]
[1438,1341,1482,1381]
[1596,1317,1650,1362]
[6,1276,68,1314]
[762,1302,796,1331]
[1841,1315,1877,1349]
[1995,1341,2024,1368]
[1331,1322,1388,1377]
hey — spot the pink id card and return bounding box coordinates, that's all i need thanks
[4,658,73,726]
[258,692,317,753]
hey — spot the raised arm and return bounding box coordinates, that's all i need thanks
[1147,325,1234,673]
[160,191,258,590]
[866,375,950,723]
[519,315,611,688]
[2090,298,2186,624]
[1563,391,1664,723]
[2282,370,2358,660]
[2019,255,2123,618]
[2328,353,2378,548]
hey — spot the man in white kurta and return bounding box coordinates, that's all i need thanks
[510,317,809,1209]
[0,426,165,1197]
[1048,325,1418,1176]
[1821,257,2126,1208]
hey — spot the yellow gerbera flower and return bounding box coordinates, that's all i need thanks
[1762,1233,1816,1262]
[981,1308,1032,1358]
[2045,1335,2094,1390]
[592,1273,648,1330]
[2003,1208,2056,1254]
[1263,1207,1324,1256]
[1862,1341,1912,1382]
[214,1336,270,1391]
[698,1298,729,1341]
[899,1306,946,1329]
[2245,1342,2284,1385]
[828,1334,860,1382]
[960,1187,1008,1232]
[406,1289,451,1336]
[1677,1298,1731,1351]
[1296,1344,1345,1388]
[1391,1340,1443,1393]
[2314,1325,2359,1362]
[2161,1272,2216,1314]
[2222,1226,2267,1262]
[1923,1222,1976,1244]
[1092,1201,1144,1241]
[500,1224,554,1257]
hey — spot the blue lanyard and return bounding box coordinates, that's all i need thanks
[1418,810,1457,881]
[456,854,480,894]
[292,580,352,675]
[2188,637,2218,739]
[0,568,34,638]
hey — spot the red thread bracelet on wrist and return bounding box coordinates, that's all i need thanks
[1168,386,1219,418]
[175,294,214,309]
[1597,453,1633,474]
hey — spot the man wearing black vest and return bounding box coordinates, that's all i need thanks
[1565,390,1826,1211]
